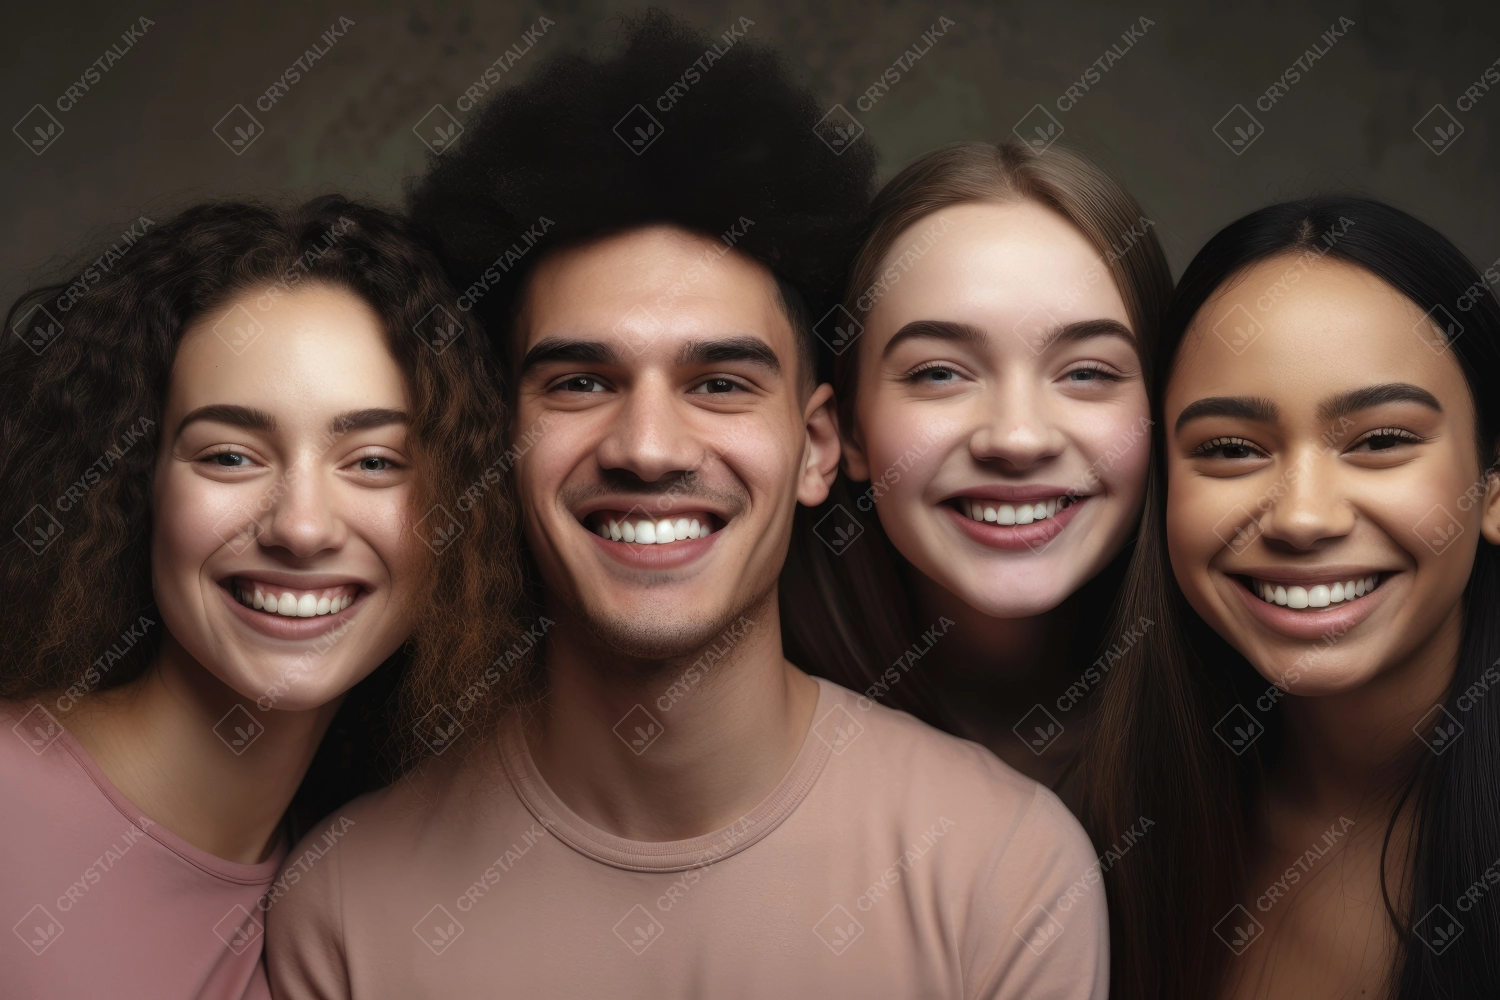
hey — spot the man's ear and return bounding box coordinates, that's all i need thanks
[797,383,842,507]
[1482,454,1500,546]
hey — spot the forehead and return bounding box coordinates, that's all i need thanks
[518,226,793,360]
[1169,255,1468,415]
[866,199,1131,334]
[171,283,404,414]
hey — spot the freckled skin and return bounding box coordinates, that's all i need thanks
[153,283,422,710]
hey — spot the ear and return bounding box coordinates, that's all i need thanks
[1482,455,1500,546]
[798,383,842,507]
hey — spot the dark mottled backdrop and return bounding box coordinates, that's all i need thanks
[4,0,1498,307]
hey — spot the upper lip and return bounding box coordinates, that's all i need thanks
[219,570,371,590]
[946,485,1089,503]
[1229,566,1398,585]
[572,496,737,522]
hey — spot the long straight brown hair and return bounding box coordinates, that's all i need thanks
[781,140,1171,730]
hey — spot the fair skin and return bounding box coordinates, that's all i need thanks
[61,283,423,864]
[513,225,841,840]
[844,200,1151,781]
[1165,255,1500,998]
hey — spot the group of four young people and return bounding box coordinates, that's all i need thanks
[3,13,1498,1000]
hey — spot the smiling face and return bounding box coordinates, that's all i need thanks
[512,225,838,660]
[1166,254,1500,696]
[844,200,1151,618]
[152,282,423,711]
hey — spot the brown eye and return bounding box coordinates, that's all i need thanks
[1192,436,1264,460]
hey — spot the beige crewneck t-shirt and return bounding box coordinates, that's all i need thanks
[267,678,1108,999]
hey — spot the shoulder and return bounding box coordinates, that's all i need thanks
[813,678,1053,827]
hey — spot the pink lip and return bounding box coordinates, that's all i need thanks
[942,495,1087,551]
[590,529,721,570]
[1228,572,1395,641]
[217,581,365,640]
[949,485,1087,504]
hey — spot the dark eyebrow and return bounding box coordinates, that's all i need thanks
[676,336,782,374]
[520,338,617,375]
[882,320,986,358]
[177,404,276,437]
[1174,396,1279,433]
[330,408,408,434]
[1316,383,1442,423]
[1029,318,1135,353]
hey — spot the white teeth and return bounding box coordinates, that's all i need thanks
[961,497,1072,525]
[599,516,717,544]
[233,581,356,618]
[1252,574,1379,609]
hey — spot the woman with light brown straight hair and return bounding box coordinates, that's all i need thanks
[783,139,1171,800]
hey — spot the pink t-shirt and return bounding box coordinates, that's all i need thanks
[268,678,1109,999]
[1,700,287,999]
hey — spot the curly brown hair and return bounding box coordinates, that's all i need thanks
[0,195,534,816]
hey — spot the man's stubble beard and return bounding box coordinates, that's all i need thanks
[564,575,777,670]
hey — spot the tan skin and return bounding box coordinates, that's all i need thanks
[60,283,423,864]
[512,225,841,841]
[1164,256,1500,998]
[843,201,1151,783]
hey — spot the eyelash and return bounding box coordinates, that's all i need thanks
[1350,426,1423,450]
[199,448,255,468]
[1191,436,1264,460]
[904,362,964,384]
[1063,361,1122,383]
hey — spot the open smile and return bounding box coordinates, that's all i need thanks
[577,506,729,570]
[941,492,1088,551]
[217,574,367,639]
[1228,568,1397,641]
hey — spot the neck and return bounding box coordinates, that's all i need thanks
[913,573,1080,782]
[60,631,339,864]
[529,587,820,841]
[1272,602,1465,819]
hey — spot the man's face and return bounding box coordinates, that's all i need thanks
[512,225,838,660]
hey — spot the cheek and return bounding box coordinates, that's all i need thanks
[856,395,965,498]
[1164,463,1223,592]
[151,468,238,592]
[349,484,420,588]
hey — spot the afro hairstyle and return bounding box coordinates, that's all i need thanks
[407,8,877,388]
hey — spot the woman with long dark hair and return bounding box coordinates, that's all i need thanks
[1081,196,1500,998]
[0,196,526,998]
[782,140,1171,795]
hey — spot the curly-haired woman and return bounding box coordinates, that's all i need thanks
[0,196,527,999]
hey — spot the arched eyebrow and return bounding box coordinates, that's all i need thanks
[1316,383,1442,423]
[1174,396,1278,433]
[879,317,1132,358]
[176,404,276,437]
[176,405,407,438]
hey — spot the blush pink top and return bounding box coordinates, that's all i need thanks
[1,700,287,999]
[267,678,1108,999]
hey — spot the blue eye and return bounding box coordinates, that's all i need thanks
[909,366,959,384]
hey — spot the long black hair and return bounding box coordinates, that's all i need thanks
[1080,196,1500,999]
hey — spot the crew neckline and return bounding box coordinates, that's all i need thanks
[46,710,287,885]
[500,677,837,873]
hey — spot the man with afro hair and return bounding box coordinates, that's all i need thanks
[268,12,1107,999]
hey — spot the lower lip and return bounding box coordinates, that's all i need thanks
[218,583,364,639]
[943,496,1088,552]
[1230,574,1394,641]
[589,526,722,569]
